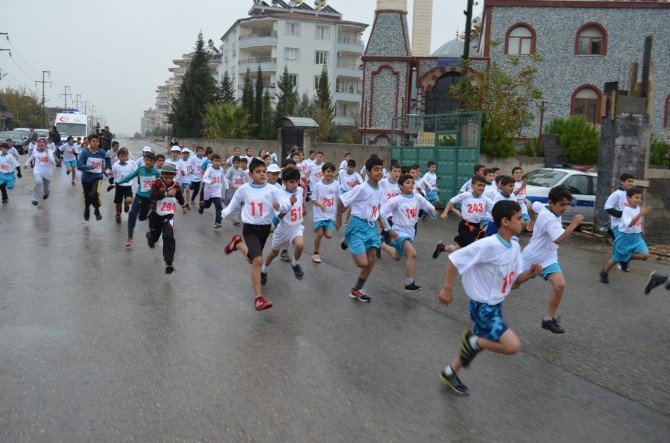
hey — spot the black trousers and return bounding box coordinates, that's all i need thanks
[149,212,175,264]
[190,181,201,201]
[128,195,151,239]
[82,179,102,209]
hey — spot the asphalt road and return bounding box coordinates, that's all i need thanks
[1,139,669,441]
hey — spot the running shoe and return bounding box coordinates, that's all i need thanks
[94,209,102,221]
[440,369,469,395]
[84,207,90,220]
[599,269,609,284]
[260,271,268,286]
[349,288,371,302]
[459,329,480,368]
[233,219,241,226]
[146,232,155,249]
[214,223,222,229]
[432,241,445,259]
[198,202,204,214]
[620,261,630,272]
[340,239,348,251]
[42,194,49,200]
[292,263,304,280]
[312,254,322,263]
[280,250,290,262]
[254,296,273,311]
[115,214,122,224]
[185,204,191,210]
[404,282,422,292]
[615,263,622,271]
[644,271,668,295]
[125,238,132,248]
[1,199,7,204]
[165,263,175,274]
[31,201,38,206]
[124,201,130,213]
[224,234,242,254]
[541,317,565,334]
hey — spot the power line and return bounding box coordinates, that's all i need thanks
[2,51,34,83]
[5,35,41,77]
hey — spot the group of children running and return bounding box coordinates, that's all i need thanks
[2,138,665,396]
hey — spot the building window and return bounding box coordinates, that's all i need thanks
[505,24,536,56]
[571,85,601,124]
[576,23,607,56]
[315,50,329,65]
[315,26,330,41]
[314,76,320,90]
[288,74,298,87]
[665,96,670,128]
[284,48,300,61]
[285,22,300,36]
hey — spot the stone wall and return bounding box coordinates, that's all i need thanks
[644,178,670,244]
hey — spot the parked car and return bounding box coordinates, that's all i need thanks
[524,167,598,224]
[0,130,27,154]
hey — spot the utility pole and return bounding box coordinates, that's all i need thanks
[74,94,81,109]
[60,85,71,109]
[462,0,475,59]
[83,101,89,115]
[35,70,51,127]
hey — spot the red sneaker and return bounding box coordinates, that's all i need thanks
[125,238,132,248]
[254,296,273,311]
[224,234,242,254]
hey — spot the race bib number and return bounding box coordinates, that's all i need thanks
[37,155,49,164]
[346,180,358,189]
[370,204,379,220]
[386,192,399,200]
[0,163,10,172]
[249,201,264,218]
[87,158,102,173]
[321,197,334,208]
[211,176,221,185]
[140,177,155,191]
[466,202,484,214]
[501,270,516,294]
[404,208,417,220]
[234,178,243,186]
[159,201,177,213]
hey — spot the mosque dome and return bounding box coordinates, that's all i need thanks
[431,38,464,57]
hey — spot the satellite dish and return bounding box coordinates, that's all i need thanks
[314,0,327,11]
[290,0,304,7]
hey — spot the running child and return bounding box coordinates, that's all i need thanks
[188,145,205,205]
[200,154,229,229]
[459,164,486,193]
[311,162,340,263]
[0,142,21,204]
[77,134,112,221]
[24,137,56,206]
[434,175,493,258]
[604,173,636,270]
[600,188,651,284]
[221,159,291,311]
[109,148,136,224]
[60,136,78,184]
[224,155,247,225]
[146,164,188,274]
[180,148,193,208]
[521,185,584,334]
[438,200,542,395]
[165,146,184,184]
[261,167,306,284]
[484,175,530,237]
[339,152,353,172]
[380,173,437,292]
[154,154,165,172]
[116,152,161,247]
[422,161,442,207]
[335,155,391,302]
[338,159,363,226]
[226,147,241,168]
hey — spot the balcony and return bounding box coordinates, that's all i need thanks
[333,115,357,126]
[336,60,362,79]
[337,37,364,54]
[238,56,277,72]
[335,90,362,103]
[238,31,278,49]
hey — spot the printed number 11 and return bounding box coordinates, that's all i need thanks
[502,271,516,293]
[250,202,264,217]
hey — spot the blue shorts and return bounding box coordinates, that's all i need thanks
[522,213,531,222]
[427,189,438,203]
[63,159,77,168]
[344,216,381,256]
[0,172,16,189]
[313,219,335,233]
[390,237,412,255]
[541,263,562,280]
[272,216,280,228]
[612,232,648,263]
[469,300,508,342]
[180,182,190,191]
[611,226,620,239]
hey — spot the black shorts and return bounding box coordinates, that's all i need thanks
[454,219,484,247]
[113,185,133,204]
[242,223,272,261]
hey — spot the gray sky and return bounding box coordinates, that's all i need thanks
[1,0,482,136]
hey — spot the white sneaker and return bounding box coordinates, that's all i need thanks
[312,254,322,263]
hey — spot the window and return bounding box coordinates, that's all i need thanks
[506,24,535,55]
[315,50,329,65]
[315,26,330,41]
[284,48,300,61]
[576,23,606,55]
[572,86,601,124]
[288,74,298,87]
[563,175,589,195]
[285,22,300,36]
[314,76,320,90]
[665,96,670,128]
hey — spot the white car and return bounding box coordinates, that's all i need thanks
[524,167,598,224]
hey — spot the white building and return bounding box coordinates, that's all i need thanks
[219,0,367,125]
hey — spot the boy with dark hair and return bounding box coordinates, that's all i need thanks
[200,154,229,228]
[154,154,165,172]
[225,155,247,225]
[600,188,651,284]
[338,159,363,227]
[339,152,352,172]
[423,161,441,207]
[459,164,486,193]
[189,145,205,205]
[521,185,584,334]
[335,155,391,302]
[60,136,78,184]
[147,164,188,274]
[438,200,542,395]
[117,152,161,247]
[222,159,291,311]
[311,162,339,263]
[604,173,636,271]
[485,175,530,237]
[434,175,492,258]
[25,137,56,206]
[109,148,135,224]
[77,134,112,220]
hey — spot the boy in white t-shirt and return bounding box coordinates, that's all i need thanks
[109,148,136,224]
[311,162,340,263]
[60,136,79,184]
[600,188,651,284]
[521,185,584,334]
[0,142,21,203]
[24,137,55,206]
[604,173,636,271]
[338,159,363,226]
[438,200,542,395]
[339,152,352,172]
[200,154,229,229]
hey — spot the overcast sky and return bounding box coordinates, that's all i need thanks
[1,0,482,136]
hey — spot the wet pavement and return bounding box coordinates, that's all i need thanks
[1,140,669,441]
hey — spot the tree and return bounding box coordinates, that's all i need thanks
[480,119,516,157]
[650,136,670,167]
[260,88,276,140]
[241,68,255,128]
[314,66,334,142]
[544,115,600,165]
[275,66,297,119]
[169,32,219,137]
[220,71,236,105]
[0,87,42,128]
[294,93,316,117]
[202,103,251,139]
[253,65,264,138]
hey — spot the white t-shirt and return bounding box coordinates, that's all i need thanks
[379,178,401,202]
[202,166,229,199]
[27,149,55,179]
[0,153,19,174]
[381,193,434,240]
[449,235,525,305]
[297,160,309,181]
[164,157,184,182]
[618,205,643,234]
[221,182,290,225]
[483,183,498,201]
[338,170,363,192]
[513,180,527,202]
[311,179,340,222]
[459,178,472,194]
[308,162,325,186]
[112,162,136,188]
[450,192,493,223]
[278,186,304,228]
[339,159,348,171]
[422,171,438,191]
[339,182,383,222]
[59,143,77,161]
[521,206,565,268]
[490,191,529,220]
[190,155,205,181]
[226,167,247,189]
[604,189,628,228]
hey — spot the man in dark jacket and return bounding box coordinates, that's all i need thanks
[49,126,62,166]
[100,126,113,151]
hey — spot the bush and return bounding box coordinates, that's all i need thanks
[650,136,670,167]
[544,115,599,165]
[521,138,541,157]
[480,120,515,157]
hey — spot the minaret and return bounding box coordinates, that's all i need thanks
[411,0,433,57]
[360,0,412,145]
